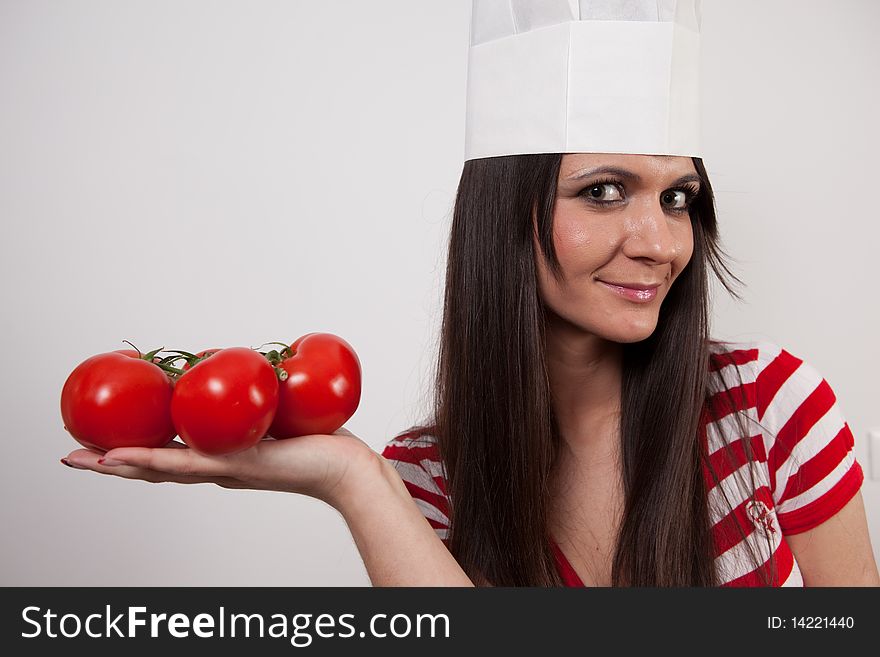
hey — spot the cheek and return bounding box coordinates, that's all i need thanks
[551,208,616,270]
[672,221,696,277]
[554,211,589,252]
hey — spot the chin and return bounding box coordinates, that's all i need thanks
[598,318,659,344]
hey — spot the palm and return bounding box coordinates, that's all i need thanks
[62,427,376,504]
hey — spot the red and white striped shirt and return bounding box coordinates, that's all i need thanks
[380,341,865,586]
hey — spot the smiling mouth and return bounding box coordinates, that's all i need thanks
[596,280,661,303]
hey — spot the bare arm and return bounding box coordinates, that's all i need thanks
[332,452,474,587]
[785,491,880,586]
[62,429,474,587]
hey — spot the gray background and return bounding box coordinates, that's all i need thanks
[1,0,877,585]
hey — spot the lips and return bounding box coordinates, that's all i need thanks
[598,281,661,291]
[596,279,662,303]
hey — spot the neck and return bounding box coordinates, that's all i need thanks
[544,313,623,466]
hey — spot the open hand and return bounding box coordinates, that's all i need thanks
[60,427,380,508]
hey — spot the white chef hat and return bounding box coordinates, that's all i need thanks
[464,0,703,161]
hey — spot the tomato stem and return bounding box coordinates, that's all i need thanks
[144,347,165,362]
[258,341,293,358]
[122,340,142,356]
[163,349,199,359]
[155,362,186,376]
[256,341,290,350]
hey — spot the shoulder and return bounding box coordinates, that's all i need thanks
[380,427,448,498]
[381,427,441,465]
[380,427,451,535]
[704,337,848,457]
[707,337,852,449]
[707,337,782,383]
[706,339,782,423]
[707,338,824,422]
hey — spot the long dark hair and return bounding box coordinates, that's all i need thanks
[409,153,777,586]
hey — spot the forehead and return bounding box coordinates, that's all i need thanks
[560,152,696,179]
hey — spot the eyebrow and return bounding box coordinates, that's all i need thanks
[564,166,702,188]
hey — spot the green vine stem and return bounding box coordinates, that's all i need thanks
[120,342,187,377]
[121,340,143,356]
[119,342,292,381]
[155,362,186,376]
[258,342,292,382]
[255,341,294,359]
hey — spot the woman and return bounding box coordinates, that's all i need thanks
[61,149,879,587]
[60,0,879,586]
[380,151,879,586]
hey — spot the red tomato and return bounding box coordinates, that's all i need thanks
[182,348,222,372]
[267,333,361,439]
[171,347,279,455]
[60,352,177,451]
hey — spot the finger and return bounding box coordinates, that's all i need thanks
[62,449,245,487]
[61,442,184,462]
[62,448,106,468]
[94,445,236,478]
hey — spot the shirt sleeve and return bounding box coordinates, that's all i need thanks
[380,432,451,543]
[754,342,865,535]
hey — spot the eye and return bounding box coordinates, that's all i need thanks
[578,178,701,213]
[661,189,688,210]
[582,182,623,202]
[663,182,701,213]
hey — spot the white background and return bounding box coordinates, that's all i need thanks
[1,0,877,585]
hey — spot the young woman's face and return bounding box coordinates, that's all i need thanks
[534,153,699,344]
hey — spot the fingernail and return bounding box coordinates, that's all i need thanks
[61,458,86,470]
[97,457,126,467]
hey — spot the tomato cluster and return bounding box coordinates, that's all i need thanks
[60,333,361,456]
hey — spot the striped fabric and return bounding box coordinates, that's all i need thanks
[380,341,865,586]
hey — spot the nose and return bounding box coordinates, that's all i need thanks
[621,202,680,265]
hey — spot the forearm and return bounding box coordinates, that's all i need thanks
[332,453,474,586]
